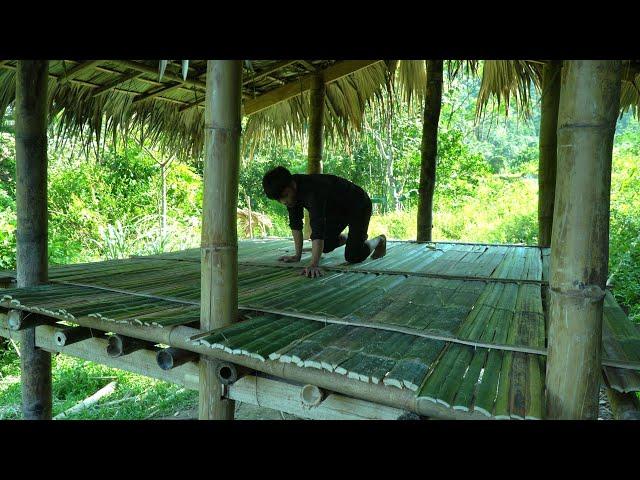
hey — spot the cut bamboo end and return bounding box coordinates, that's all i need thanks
[54,326,96,347]
[107,334,153,358]
[300,384,325,407]
[157,347,199,371]
[215,361,241,385]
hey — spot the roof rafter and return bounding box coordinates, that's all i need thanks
[244,60,384,115]
[243,60,297,86]
[111,60,207,91]
[133,82,185,104]
[91,70,144,97]
[58,60,102,83]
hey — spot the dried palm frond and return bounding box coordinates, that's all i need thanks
[476,60,542,119]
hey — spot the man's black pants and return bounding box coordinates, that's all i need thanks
[322,196,373,264]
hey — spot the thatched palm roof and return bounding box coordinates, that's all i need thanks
[0,59,637,160]
[0,59,395,158]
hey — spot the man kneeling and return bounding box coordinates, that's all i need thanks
[262,166,386,278]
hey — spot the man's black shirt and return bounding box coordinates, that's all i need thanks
[287,173,371,241]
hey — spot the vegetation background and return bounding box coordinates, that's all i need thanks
[1,72,638,419]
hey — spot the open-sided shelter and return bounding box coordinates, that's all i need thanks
[0,59,639,420]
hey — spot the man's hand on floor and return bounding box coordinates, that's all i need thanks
[278,255,301,263]
[300,265,323,278]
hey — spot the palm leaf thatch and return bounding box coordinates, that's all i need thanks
[242,61,395,148]
[475,60,543,119]
[395,60,479,108]
[0,60,399,161]
[620,66,640,118]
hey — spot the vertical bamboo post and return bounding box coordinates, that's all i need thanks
[199,60,242,420]
[545,60,621,419]
[303,72,325,240]
[538,61,562,247]
[417,60,443,242]
[247,195,253,239]
[15,60,52,420]
[161,161,167,241]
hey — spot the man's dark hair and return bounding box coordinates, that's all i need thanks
[262,166,293,200]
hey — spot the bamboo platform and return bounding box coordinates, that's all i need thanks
[1,239,640,419]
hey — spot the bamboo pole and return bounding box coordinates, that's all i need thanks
[157,347,198,371]
[15,60,52,420]
[107,334,156,358]
[303,72,325,240]
[417,60,443,242]
[199,60,243,420]
[54,326,102,347]
[538,61,561,247]
[545,60,622,419]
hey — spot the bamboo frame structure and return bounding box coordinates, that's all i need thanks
[545,60,622,419]
[417,60,443,242]
[538,61,561,247]
[15,60,52,420]
[199,60,243,420]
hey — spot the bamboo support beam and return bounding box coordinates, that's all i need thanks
[2,315,484,419]
[0,325,200,389]
[243,60,382,115]
[545,60,622,419]
[199,60,243,420]
[243,60,297,86]
[7,310,57,331]
[227,375,410,420]
[15,60,52,420]
[0,325,424,420]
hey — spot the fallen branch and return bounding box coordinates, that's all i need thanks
[54,381,117,420]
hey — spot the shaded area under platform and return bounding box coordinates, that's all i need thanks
[1,239,640,419]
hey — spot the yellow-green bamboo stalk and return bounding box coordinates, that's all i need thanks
[15,60,52,420]
[538,61,561,247]
[545,60,622,419]
[303,73,325,240]
[199,60,243,420]
[417,60,443,242]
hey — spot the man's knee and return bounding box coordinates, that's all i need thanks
[345,245,369,264]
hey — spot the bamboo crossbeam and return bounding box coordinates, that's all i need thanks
[7,310,56,331]
[243,60,382,115]
[237,260,549,286]
[2,318,473,418]
[0,324,420,420]
[0,325,200,389]
[133,82,184,104]
[3,293,639,371]
[227,375,409,420]
[243,60,297,86]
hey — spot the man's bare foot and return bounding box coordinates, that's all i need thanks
[371,234,387,259]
